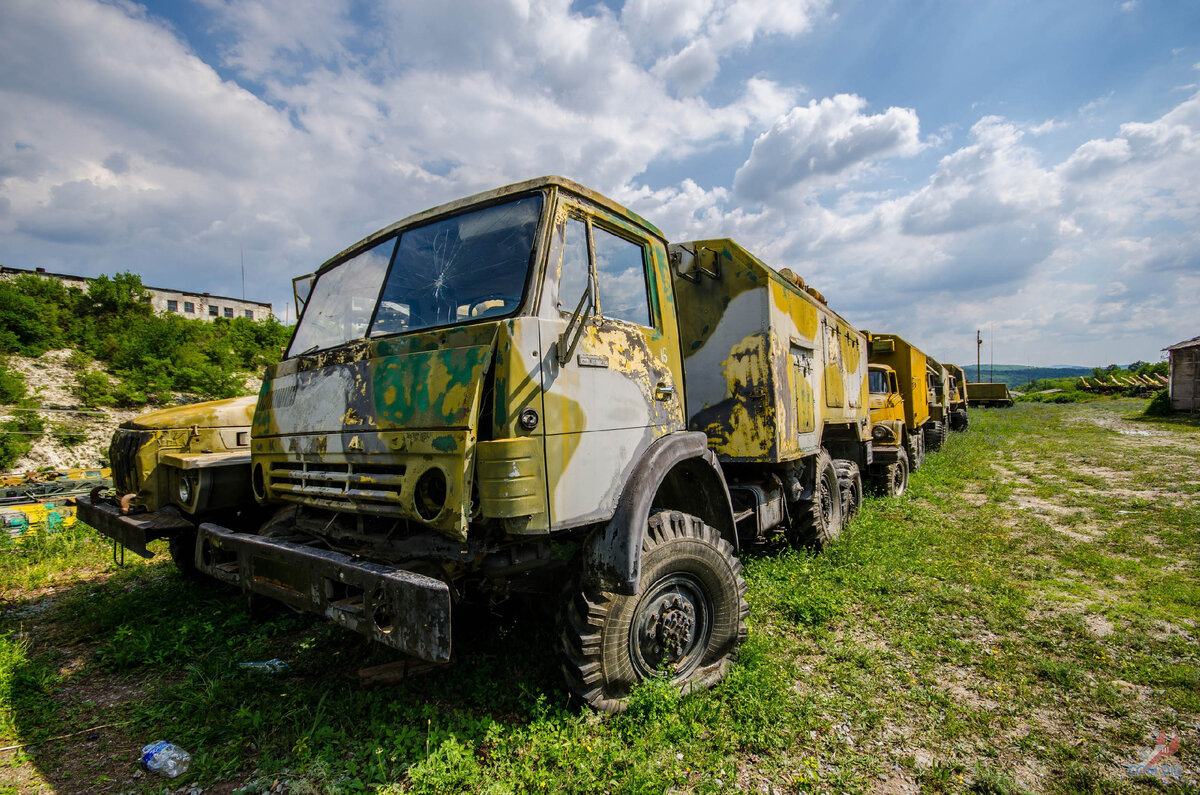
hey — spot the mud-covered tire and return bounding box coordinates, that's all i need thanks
[906,431,926,472]
[790,449,844,549]
[950,408,969,432]
[558,511,748,713]
[924,420,947,452]
[883,448,909,497]
[833,459,863,525]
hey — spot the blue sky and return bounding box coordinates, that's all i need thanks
[2,0,1198,366]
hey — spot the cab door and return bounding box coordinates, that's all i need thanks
[538,201,684,530]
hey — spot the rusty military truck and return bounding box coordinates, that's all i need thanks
[83,177,870,711]
[77,396,261,574]
[945,363,970,431]
[924,358,952,452]
[667,242,871,538]
[866,333,930,489]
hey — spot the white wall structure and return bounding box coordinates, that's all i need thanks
[0,266,272,322]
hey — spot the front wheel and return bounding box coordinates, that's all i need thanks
[559,511,748,712]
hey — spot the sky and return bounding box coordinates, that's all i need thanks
[2,0,1199,367]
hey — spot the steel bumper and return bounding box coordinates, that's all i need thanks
[196,523,452,663]
[75,494,193,559]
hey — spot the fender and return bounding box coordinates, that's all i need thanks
[583,431,736,595]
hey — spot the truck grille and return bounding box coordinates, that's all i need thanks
[268,461,407,515]
[110,429,151,494]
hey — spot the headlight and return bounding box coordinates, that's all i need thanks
[177,474,192,504]
[872,424,895,443]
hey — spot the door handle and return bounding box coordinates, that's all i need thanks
[654,382,675,401]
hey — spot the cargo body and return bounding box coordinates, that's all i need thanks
[93,177,874,711]
[967,381,1014,407]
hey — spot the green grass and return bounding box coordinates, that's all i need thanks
[0,400,1196,793]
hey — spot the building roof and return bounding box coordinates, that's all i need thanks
[1164,335,1200,352]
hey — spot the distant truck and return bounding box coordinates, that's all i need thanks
[945,364,970,430]
[78,396,259,570]
[924,359,951,451]
[966,382,1014,407]
[80,177,872,711]
[866,333,930,478]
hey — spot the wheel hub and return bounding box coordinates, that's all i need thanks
[650,595,696,661]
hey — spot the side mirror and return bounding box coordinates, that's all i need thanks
[292,273,314,320]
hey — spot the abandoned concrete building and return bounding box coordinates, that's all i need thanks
[0,265,272,322]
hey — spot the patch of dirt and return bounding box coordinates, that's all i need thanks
[1083,613,1115,637]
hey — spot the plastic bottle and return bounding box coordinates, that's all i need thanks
[141,741,191,778]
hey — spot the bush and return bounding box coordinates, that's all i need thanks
[0,413,44,471]
[0,364,26,404]
[1144,389,1173,416]
[1,271,292,404]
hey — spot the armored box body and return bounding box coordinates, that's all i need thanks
[668,239,868,464]
[867,333,930,432]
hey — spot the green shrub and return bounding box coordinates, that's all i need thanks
[0,363,26,404]
[0,412,44,470]
[1144,389,1172,416]
[1,271,292,404]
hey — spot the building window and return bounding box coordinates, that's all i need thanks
[167,300,178,312]
[184,301,194,313]
[209,306,219,317]
[244,309,254,319]
[224,307,233,318]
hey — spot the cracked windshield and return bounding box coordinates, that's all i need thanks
[288,194,543,355]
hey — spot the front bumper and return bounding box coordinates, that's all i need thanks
[75,494,194,558]
[196,523,452,662]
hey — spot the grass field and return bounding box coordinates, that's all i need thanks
[0,401,1196,794]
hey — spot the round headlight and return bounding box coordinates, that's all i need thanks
[872,425,888,440]
[177,475,192,504]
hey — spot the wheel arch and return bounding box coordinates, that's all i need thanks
[583,431,736,596]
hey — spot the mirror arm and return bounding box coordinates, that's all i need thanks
[557,285,593,366]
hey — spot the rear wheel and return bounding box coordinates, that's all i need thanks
[834,460,863,525]
[558,511,747,712]
[883,449,909,497]
[790,449,844,549]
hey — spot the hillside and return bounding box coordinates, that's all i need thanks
[951,364,1093,389]
[0,271,290,472]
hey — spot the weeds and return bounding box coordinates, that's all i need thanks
[0,401,1196,793]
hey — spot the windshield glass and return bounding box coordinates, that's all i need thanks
[287,237,395,356]
[370,194,543,336]
[868,369,889,394]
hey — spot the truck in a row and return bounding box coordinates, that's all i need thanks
[79,177,972,711]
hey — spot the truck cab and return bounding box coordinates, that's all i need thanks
[867,364,908,496]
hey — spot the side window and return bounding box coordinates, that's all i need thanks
[557,218,590,313]
[592,225,651,328]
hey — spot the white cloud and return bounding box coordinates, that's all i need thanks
[733,94,922,203]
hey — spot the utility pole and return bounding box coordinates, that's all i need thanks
[990,325,994,383]
[976,330,982,382]
[241,249,246,300]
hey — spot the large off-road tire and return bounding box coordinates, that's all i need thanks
[833,459,863,526]
[924,420,947,452]
[883,448,909,497]
[906,431,926,472]
[559,511,748,712]
[950,408,969,432]
[790,449,844,549]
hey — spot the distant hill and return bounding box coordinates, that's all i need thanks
[951,365,1092,390]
